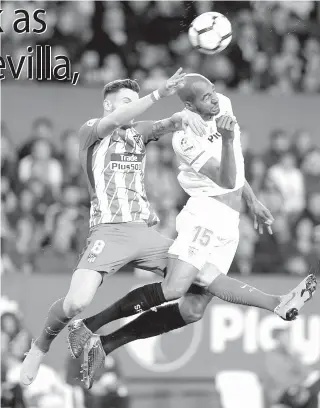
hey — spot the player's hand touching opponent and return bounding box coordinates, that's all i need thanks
[249,200,274,235]
[216,114,237,141]
[158,68,186,98]
[171,109,207,137]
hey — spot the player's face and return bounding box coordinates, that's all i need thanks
[105,88,140,124]
[192,82,220,118]
[110,88,139,110]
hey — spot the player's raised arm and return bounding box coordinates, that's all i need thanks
[173,114,237,189]
[215,114,237,188]
[97,68,187,138]
[135,110,208,143]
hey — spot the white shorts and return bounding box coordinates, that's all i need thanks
[168,205,239,287]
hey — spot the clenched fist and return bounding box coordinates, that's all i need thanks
[216,114,237,141]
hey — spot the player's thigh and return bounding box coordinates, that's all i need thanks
[168,207,216,272]
[65,268,103,312]
[133,227,172,276]
[194,238,239,289]
[76,224,138,276]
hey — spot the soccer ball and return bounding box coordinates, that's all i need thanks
[188,12,232,55]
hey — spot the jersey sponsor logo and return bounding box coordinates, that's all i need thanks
[110,153,144,172]
[180,137,195,153]
[121,288,203,372]
[188,246,198,257]
[134,304,143,314]
[87,253,96,263]
[132,133,144,149]
[207,131,220,143]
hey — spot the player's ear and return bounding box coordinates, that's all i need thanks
[103,100,112,112]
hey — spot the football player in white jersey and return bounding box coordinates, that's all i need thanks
[163,74,315,314]
[68,74,317,388]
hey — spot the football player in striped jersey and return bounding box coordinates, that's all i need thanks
[20,68,210,386]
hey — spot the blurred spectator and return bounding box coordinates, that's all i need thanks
[66,353,130,408]
[27,179,55,222]
[263,129,291,168]
[85,2,129,74]
[1,300,75,408]
[34,184,88,273]
[306,225,320,274]
[101,54,127,83]
[1,310,30,408]
[294,193,320,257]
[241,129,266,191]
[43,184,88,255]
[251,51,273,90]
[1,122,18,186]
[1,187,18,275]
[267,151,305,220]
[252,177,291,274]
[59,129,87,189]
[18,138,63,197]
[1,175,18,225]
[18,117,55,160]
[1,356,26,408]
[262,329,320,408]
[14,188,44,273]
[291,130,314,167]
[300,149,320,197]
[1,312,30,346]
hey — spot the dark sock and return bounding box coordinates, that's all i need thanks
[84,282,166,333]
[35,298,71,353]
[208,275,280,312]
[100,303,186,355]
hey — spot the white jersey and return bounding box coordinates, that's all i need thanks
[172,93,245,228]
[172,93,245,198]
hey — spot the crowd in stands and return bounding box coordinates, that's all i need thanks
[1,116,320,276]
[1,297,129,408]
[1,1,319,275]
[2,1,320,92]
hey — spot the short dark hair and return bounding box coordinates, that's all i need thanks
[103,79,140,100]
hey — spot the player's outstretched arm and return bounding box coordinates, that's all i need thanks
[136,110,207,143]
[243,180,274,235]
[97,68,186,138]
[242,179,258,207]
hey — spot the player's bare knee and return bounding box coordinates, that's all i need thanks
[63,296,88,317]
[179,298,206,323]
[64,268,101,316]
[161,284,186,301]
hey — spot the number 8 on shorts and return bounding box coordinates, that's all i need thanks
[91,240,106,255]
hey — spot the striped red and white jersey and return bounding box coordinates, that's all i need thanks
[79,118,159,228]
